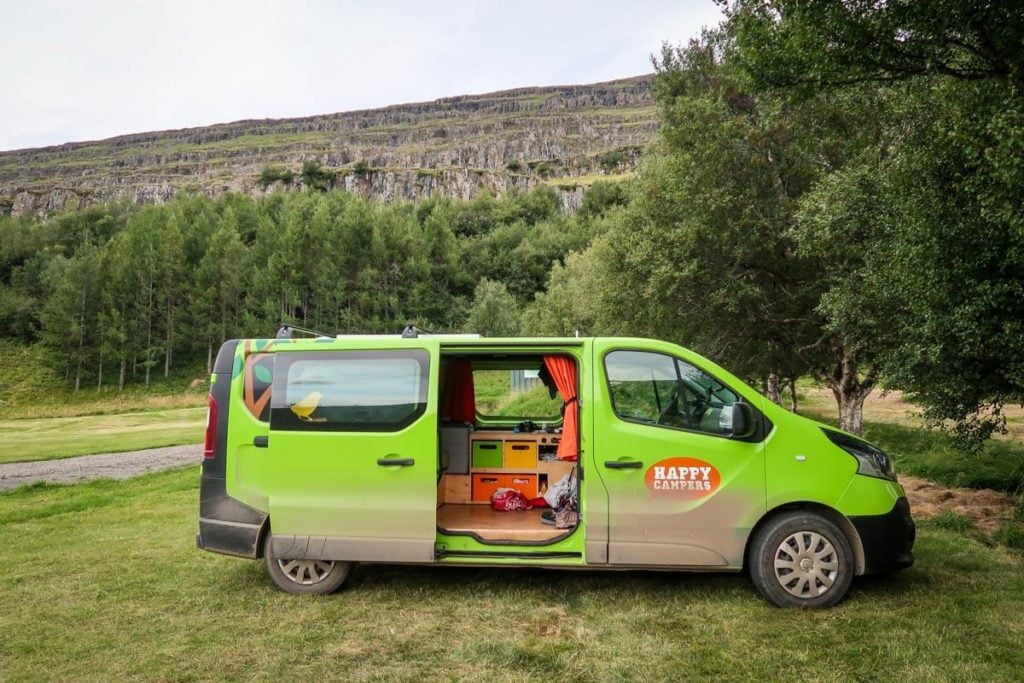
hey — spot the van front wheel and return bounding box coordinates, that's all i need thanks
[264,535,353,595]
[749,512,853,609]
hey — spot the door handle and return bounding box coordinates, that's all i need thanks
[253,435,268,448]
[604,460,643,469]
[377,458,415,467]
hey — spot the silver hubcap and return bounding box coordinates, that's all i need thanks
[773,531,839,598]
[277,559,335,585]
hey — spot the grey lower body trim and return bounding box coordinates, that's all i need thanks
[607,541,729,567]
[271,534,436,563]
[197,518,265,558]
[585,540,608,564]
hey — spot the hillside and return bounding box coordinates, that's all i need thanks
[0,76,657,216]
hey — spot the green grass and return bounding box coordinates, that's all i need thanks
[1,342,208,419]
[0,467,1022,680]
[0,407,204,463]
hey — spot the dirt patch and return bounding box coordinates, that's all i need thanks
[902,475,1017,534]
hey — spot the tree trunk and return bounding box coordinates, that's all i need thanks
[837,393,867,435]
[766,373,782,405]
[788,377,798,412]
[145,273,153,387]
[75,281,87,392]
[164,298,173,378]
[97,324,104,390]
[816,346,878,435]
[207,339,213,375]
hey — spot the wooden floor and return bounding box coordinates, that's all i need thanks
[437,504,566,542]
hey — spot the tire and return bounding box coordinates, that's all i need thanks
[263,534,353,595]
[748,512,854,609]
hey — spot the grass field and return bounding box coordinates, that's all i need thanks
[0,408,205,463]
[0,467,1022,681]
[0,342,208,420]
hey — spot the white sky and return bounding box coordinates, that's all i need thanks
[0,0,724,152]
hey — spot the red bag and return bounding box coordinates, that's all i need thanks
[491,488,533,511]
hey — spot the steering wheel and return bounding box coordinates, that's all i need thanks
[681,386,711,426]
[658,389,681,425]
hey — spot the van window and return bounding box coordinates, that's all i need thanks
[605,350,738,435]
[473,368,562,421]
[271,350,429,432]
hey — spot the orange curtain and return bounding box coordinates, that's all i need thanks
[543,355,578,461]
[441,360,476,424]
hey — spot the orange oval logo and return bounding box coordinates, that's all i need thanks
[644,457,720,498]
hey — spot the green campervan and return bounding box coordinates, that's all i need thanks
[197,330,914,608]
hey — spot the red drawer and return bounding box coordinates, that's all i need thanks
[471,474,538,502]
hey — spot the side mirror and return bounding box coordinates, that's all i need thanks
[730,403,757,439]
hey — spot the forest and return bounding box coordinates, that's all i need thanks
[1,0,1022,442]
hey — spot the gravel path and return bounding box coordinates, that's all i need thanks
[0,444,202,490]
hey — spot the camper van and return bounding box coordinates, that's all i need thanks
[197,331,914,608]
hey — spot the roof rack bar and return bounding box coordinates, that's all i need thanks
[276,324,332,339]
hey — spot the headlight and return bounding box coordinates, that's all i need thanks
[822,429,896,481]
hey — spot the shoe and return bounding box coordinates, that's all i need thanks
[540,510,556,525]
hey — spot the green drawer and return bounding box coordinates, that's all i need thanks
[471,440,503,468]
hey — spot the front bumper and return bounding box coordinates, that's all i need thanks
[850,496,915,574]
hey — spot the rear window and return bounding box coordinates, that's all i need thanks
[271,350,429,432]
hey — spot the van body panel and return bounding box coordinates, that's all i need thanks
[760,408,860,512]
[591,339,769,568]
[264,342,440,563]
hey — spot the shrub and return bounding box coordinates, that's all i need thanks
[301,161,337,191]
[994,521,1024,550]
[258,165,295,188]
[926,510,975,533]
[598,149,626,170]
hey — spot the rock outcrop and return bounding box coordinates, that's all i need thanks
[0,76,657,216]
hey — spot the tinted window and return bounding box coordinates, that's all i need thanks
[605,350,739,436]
[271,350,429,432]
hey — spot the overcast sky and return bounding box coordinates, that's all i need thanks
[1,0,724,152]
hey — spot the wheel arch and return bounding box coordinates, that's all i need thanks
[745,502,866,576]
[255,517,271,559]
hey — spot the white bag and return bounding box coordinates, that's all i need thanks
[543,470,577,508]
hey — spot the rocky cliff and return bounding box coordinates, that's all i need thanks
[0,76,657,216]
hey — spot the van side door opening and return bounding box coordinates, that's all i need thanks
[435,351,582,547]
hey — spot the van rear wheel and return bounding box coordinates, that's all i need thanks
[263,535,352,595]
[749,512,853,609]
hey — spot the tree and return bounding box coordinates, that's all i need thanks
[465,279,519,337]
[301,160,337,192]
[724,0,1024,91]
[522,235,621,338]
[727,0,1024,442]
[599,35,883,431]
[195,208,246,371]
[39,246,104,390]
